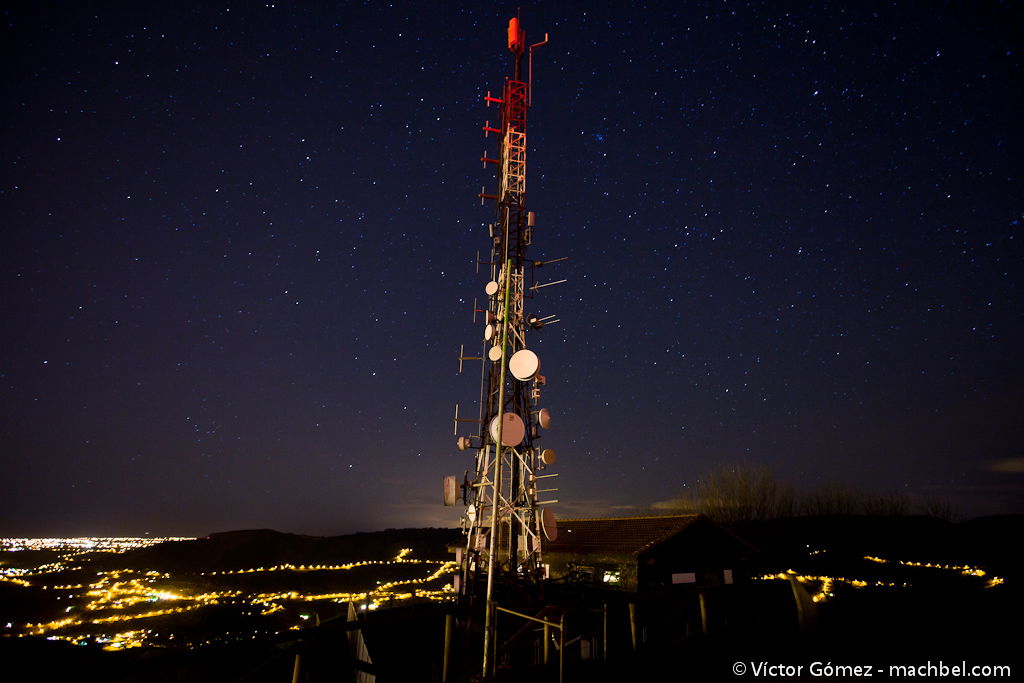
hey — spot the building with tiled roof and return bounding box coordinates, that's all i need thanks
[542,514,756,592]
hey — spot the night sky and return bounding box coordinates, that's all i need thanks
[3,2,1021,537]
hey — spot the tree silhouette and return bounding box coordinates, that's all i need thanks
[663,463,955,522]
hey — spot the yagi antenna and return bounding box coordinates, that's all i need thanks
[476,251,497,273]
[477,185,497,205]
[452,403,482,437]
[528,313,559,329]
[530,278,567,291]
[528,34,549,107]
[458,344,482,374]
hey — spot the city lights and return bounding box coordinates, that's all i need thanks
[2,538,456,649]
[757,570,895,603]
[757,555,1006,604]
[862,555,1004,585]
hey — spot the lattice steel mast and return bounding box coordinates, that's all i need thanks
[444,19,561,663]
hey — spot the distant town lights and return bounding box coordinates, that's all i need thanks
[5,539,456,648]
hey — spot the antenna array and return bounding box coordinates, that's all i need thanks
[444,18,562,608]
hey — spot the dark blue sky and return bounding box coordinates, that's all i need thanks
[2,1,1021,536]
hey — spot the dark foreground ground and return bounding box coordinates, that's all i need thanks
[2,514,1021,682]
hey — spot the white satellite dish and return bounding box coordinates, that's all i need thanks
[467,504,476,522]
[443,475,457,506]
[485,280,499,296]
[489,412,525,446]
[540,448,557,466]
[541,507,558,541]
[509,349,541,381]
[484,324,495,341]
[538,408,552,429]
[457,436,471,451]
[488,346,503,362]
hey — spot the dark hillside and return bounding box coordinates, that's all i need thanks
[93,527,461,573]
[728,514,1024,577]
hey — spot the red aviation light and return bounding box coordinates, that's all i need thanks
[507,17,524,53]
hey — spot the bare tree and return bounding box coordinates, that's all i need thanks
[860,492,910,516]
[664,464,942,521]
[919,496,957,521]
[800,483,861,515]
[692,463,795,521]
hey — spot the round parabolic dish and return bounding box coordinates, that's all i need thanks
[457,436,470,451]
[485,281,499,296]
[541,507,558,542]
[488,346,503,362]
[489,412,525,446]
[509,349,541,381]
[443,476,457,506]
[540,448,557,465]
[484,324,495,341]
[538,408,552,429]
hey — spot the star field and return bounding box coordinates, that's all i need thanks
[2,2,1021,535]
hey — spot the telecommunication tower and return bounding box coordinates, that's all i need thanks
[442,16,562,671]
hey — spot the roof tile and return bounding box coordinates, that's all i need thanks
[544,515,702,556]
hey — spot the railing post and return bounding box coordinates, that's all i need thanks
[699,589,710,634]
[442,612,455,682]
[602,602,608,661]
[559,612,565,683]
[628,602,638,652]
